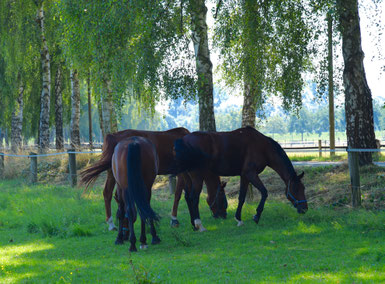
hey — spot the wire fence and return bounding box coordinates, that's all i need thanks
[0,145,384,208]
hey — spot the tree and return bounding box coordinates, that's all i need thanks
[336,0,376,165]
[70,69,80,149]
[36,1,52,152]
[54,66,64,150]
[189,0,216,131]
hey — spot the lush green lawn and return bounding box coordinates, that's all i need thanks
[1,179,385,283]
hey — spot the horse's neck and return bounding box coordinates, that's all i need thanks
[268,153,292,185]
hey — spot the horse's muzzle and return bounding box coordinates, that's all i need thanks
[297,203,308,214]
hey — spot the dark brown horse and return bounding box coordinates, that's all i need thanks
[80,127,227,231]
[174,126,308,228]
[112,136,160,251]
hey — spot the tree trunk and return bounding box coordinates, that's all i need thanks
[11,81,24,153]
[37,3,51,152]
[101,79,117,136]
[189,0,216,132]
[70,69,81,149]
[337,0,376,165]
[327,11,335,157]
[87,71,93,149]
[241,79,261,128]
[54,67,64,150]
[98,101,105,139]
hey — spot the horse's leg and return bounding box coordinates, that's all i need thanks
[139,219,148,250]
[127,207,137,252]
[203,172,221,218]
[115,194,125,245]
[170,176,184,227]
[234,176,250,226]
[247,173,268,224]
[104,169,117,231]
[188,172,206,232]
[150,219,161,245]
[181,173,196,229]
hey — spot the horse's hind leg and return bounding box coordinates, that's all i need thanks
[170,176,184,227]
[150,219,161,245]
[139,219,148,249]
[247,173,268,224]
[127,207,137,252]
[234,176,250,226]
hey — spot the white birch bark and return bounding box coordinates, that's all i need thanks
[189,0,216,131]
[37,3,51,152]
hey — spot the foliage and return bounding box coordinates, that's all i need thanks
[214,0,313,113]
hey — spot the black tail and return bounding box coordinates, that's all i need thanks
[125,142,159,223]
[173,139,208,174]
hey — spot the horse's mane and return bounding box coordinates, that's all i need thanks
[267,136,297,179]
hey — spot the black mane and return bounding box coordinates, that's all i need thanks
[268,137,297,179]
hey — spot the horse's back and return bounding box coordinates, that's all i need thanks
[184,127,271,176]
[108,128,189,174]
[112,137,159,190]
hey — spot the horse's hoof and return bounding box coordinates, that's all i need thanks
[107,217,117,231]
[170,219,180,227]
[151,236,161,245]
[140,244,148,250]
[234,217,244,227]
[253,214,260,224]
[115,239,124,245]
[199,226,207,232]
[129,246,137,252]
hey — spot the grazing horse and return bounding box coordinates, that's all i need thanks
[112,136,160,251]
[174,126,308,228]
[80,127,227,231]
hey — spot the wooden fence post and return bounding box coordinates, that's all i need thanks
[29,152,37,184]
[0,153,4,179]
[68,149,77,187]
[348,149,361,207]
[169,175,176,194]
[318,140,322,158]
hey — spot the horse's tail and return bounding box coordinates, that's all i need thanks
[80,134,117,189]
[173,138,208,174]
[125,142,159,223]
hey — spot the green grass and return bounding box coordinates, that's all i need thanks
[1,179,385,283]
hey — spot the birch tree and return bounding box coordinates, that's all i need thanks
[10,79,24,152]
[54,66,64,150]
[336,0,376,165]
[36,1,51,151]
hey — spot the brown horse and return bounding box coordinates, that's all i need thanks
[80,127,227,231]
[174,126,308,228]
[112,136,160,251]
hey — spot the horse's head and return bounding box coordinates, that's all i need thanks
[210,181,228,219]
[286,172,308,214]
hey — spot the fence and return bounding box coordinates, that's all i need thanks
[0,145,384,208]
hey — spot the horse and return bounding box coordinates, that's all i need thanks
[173,126,308,228]
[80,127,227,231]
[111,136,160,251]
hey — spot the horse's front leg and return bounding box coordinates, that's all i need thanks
[150,219,161,245]
[104,170,117,231]
[234,176,249,226]
[189,171,206,232]
[247,173,268,225]
[170,175,184,227]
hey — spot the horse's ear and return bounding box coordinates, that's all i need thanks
[298,172,305,179]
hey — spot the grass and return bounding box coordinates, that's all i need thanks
[1,166,385,283]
